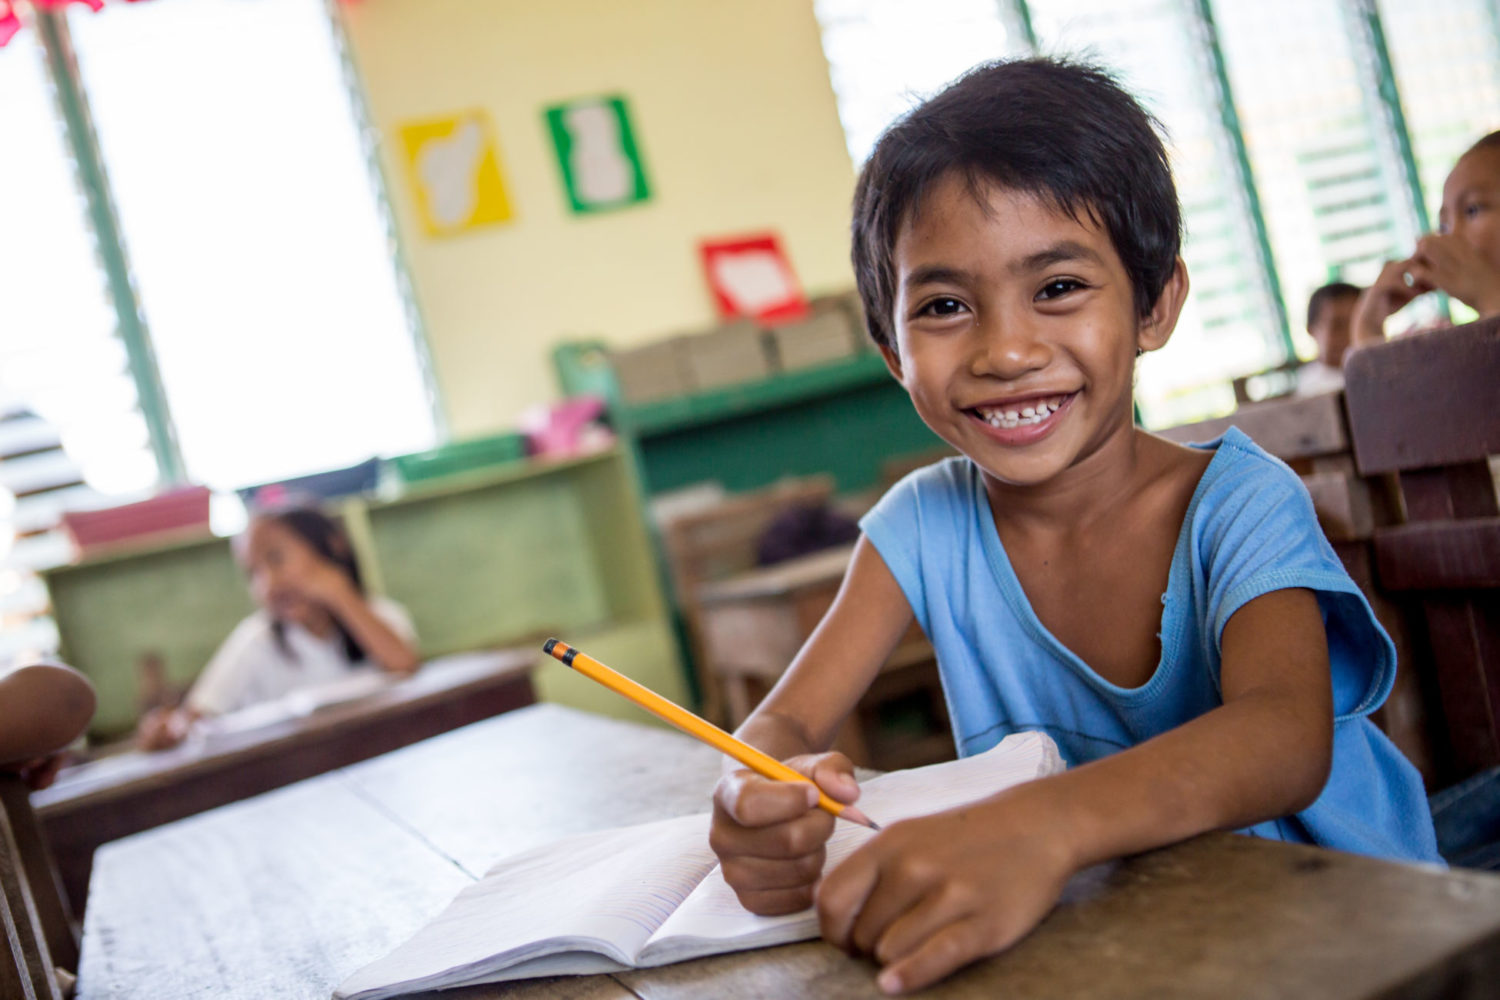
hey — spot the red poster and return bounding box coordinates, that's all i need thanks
[699,233,809,323]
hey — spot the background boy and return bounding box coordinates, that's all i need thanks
[1295,280,1360,396]
[709,58,1438,995]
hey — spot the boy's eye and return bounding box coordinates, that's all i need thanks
[917,296,966,317]
[1036,278,1085,300]
[1465,201,1485,220]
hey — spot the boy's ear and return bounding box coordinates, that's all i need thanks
[877,340,905,380]
[1136,257,1189,354]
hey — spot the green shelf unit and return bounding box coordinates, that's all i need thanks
[44,448,687,740]
[46,533,254,738]
[554,343,943,498]
[388,431,529,485]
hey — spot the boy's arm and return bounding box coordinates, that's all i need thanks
[711,535,916,915]
[734,535,916,760]
[0,662,97,765]
[817,587,1333,995]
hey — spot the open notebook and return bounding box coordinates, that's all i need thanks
[335,731,1063,1000]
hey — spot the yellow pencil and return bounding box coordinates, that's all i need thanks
[543,638,880,830]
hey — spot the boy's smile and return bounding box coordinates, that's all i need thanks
[881,173,1184,497]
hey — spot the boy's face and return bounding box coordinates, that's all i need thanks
[880,174,1182,490]
[1439,146,1500,268]
[1309,296,1355,368]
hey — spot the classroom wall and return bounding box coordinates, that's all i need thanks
[339,0,858,437]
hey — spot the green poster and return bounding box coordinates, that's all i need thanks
[545,95,651,214]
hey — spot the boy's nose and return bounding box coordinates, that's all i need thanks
[968,316,1050,379]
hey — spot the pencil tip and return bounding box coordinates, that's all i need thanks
[841,806,881,831]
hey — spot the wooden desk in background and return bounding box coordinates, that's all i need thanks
[75,704,1500,1000]
[33,649,537,918]
[695,544,953,770]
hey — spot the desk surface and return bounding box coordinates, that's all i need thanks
[36,649,537,917]
[78,705,1500,1000]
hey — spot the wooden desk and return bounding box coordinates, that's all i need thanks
[696,545,953,770]
[77,704,1500,1000]
[34,649,536,918]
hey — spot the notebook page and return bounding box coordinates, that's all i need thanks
[639,731,1063,964]
[335,812,716,1000]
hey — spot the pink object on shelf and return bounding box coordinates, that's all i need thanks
[523,396,613,458]
[61,485,213,557]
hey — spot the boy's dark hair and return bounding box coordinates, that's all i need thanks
[851,57,1182,351]
[1466,130,1500,156]
[1305,281,1362,331]
[251,503,368,665]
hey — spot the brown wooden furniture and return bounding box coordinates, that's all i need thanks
[1156,390,1440,782]
[696,544,953,770]
[32,648,536,918]
[1344,317,1500,785]
[1,775,69,1000]
[657,475,837,726]
[77,704,1500,1000]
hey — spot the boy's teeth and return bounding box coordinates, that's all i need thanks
[979,395,1065,428]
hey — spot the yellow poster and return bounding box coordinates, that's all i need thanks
[398,111,514,236]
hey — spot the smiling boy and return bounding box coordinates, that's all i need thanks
[708,58,1439,995]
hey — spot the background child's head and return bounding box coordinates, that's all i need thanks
[850,57,1182,353]
[240,503,366,662]
[1305,281,1361,367]
[1441,131,1500,271]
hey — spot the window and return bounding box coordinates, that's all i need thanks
[67,0,438,491]
[1213,0,1427,348]
[815,0,1027,165]
[0,0,438,662]
[813,0,1493,425]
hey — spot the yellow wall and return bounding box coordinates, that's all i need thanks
[340,0,857,437]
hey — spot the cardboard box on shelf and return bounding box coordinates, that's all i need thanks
[767,298,859,371]
[679,320,772,391]
[609,338,691,405]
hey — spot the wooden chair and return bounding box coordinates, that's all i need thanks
[657,476,838,726]
[1,774,74,1000]
[1343,317,1500,787]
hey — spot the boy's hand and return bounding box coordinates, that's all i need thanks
[1351,258,1432,347]
[137,706,191,751]
[710,752,860,915]
[1409,233,1500,317]
[816,783,1075,995]
[2,753,68,790]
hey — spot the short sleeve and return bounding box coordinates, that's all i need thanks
[1195,441,1395,722]
[186,613,273,716]
[858,461,971,635]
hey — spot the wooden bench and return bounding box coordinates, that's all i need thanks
[1,774,71,1000]
[1343,317,1500,787]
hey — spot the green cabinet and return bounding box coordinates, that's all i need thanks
[44,449,686,739]
[553,344,943,498]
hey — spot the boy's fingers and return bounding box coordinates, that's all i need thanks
[720,848,827,890]
[714,769,820,827]
[876,919,987,995]
[815,848,880,950]
[732,885,819,917]
[804,753,861,804]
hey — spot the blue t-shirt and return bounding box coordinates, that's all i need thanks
[860,428,1439,863]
